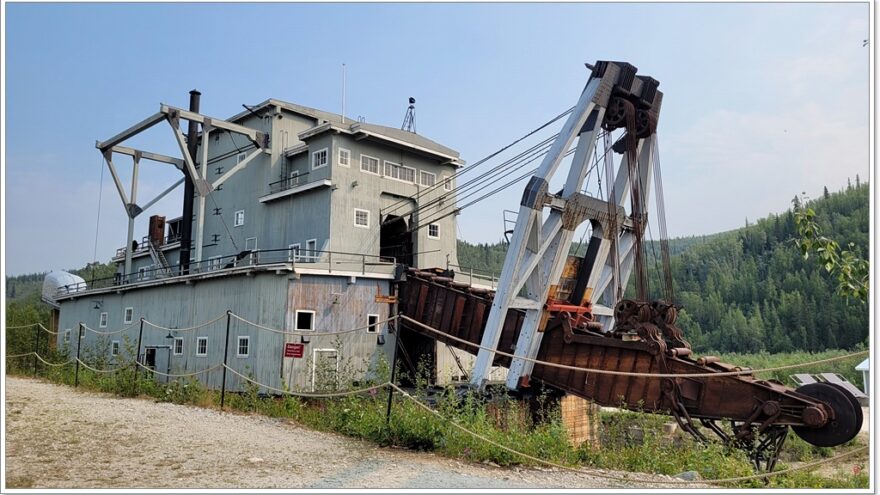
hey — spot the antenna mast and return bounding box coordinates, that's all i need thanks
[401,97,416,133]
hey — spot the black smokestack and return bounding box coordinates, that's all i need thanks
[178,89,200,275]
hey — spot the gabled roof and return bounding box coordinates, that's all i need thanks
[230,98,463,166]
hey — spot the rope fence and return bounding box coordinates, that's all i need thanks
[81,321,140,336]
[5,312,870,380]
[135,361,223,378]
[222,364,390,398]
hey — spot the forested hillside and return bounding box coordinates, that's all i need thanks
[456,182,869,354]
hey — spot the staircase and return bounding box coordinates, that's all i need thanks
[148,239,173,277]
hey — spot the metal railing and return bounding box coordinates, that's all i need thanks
[445,263,498,288]
[268,171,312,195]
[115,234,182,260]
[55,248,396,298]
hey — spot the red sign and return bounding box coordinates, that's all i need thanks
[284,343,305,358]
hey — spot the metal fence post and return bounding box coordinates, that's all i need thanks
[32,324,39,377]
[133,318,144,384]
[74,323,83,388]
[220,311,232,410]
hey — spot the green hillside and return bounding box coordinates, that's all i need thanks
[456,182,869,354]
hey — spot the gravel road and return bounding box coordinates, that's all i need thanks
[4,376,689,489]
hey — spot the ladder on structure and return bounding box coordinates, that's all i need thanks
[148,240,174,277]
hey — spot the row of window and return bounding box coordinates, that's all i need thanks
[310,147,452,190]
[67,312,382,356]
[352,208,440,239]
[95,308,135,328]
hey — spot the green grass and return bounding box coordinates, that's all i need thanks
[5,346,869,490]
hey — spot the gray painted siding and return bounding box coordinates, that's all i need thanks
[56,271,392,394]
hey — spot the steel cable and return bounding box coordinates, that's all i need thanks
[399,315,869,378]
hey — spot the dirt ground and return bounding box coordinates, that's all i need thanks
[5,377,694,489]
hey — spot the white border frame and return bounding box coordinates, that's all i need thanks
[311,147,329,170]
[419,170,437,187]
[123,307,134,324]
[288,243,301,262]
[366,314,380,333]
[99,311,109,328]
[354,208,370,229]
[427,223,440,239]
[338,147,351,168]
[294,309,316,332]
[311,348,339,392]
[360,154,381,176]
[195,336,208,357]
[173,337,184,356]
[236,335,250,358]
[305,239,318,262]
[233,209,245,227]
[111,340,120,356]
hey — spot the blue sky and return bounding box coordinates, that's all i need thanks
[3,2,870,275]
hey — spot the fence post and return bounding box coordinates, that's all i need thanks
[74,322,83,388]
[133,318,144,385]
[385,311,400,426]
[220,311,232,410]
[32,324,39,377]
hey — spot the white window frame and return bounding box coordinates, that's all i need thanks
[354,208,370,229]
[209,256,222,271]
[306,239,317,262]
[360,154,380,175]
[443,175,452,191]
[428,223,440,239]
[245,237,258,251]
[400,165,416,183]
[311,348,339,392]
[236,152,248,164]
[173,337,184,356]
[288,243,301,262]
[338,148,351,168]
[311,148,328,170]
[236,336,250,358]
[367,314,380,334]
[99,312,109,328]
[294,310,316,332]
[196,337,208,357]
[384,161,416,183]
[123,307,134,324]
[234,210,245,227]
[111,340,120,356]
[420,170,436,187]
[64,329,71,343]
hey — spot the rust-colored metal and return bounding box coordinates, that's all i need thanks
[398,267,861,464]
[375,283,398,304]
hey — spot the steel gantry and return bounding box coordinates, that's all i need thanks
[469,61,663,390]
[96,100,271,278]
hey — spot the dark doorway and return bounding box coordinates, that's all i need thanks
[381,215,414,267]
[397,326,437,387]
[145,348,156,369]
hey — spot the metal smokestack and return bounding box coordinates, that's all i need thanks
[178,89,200,275]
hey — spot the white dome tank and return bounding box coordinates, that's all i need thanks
[42,271,87,302]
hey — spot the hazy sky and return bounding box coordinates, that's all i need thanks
[3,2,870,275]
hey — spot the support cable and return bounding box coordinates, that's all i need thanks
[398,315,868,378]
[383,106,575,215]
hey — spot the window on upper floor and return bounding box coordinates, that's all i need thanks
[443,176,452,191]
[312,148,328,169]
[99,312,108,328]
[123,307,134,324]
[385,161,415,183]
[288,243,301,262]
[361,155,380,175]
[338,148,351,167]
[428,224,440,239]
[234,210,245,227]
[420,171,436,187]
[367,314,380,333]
[354,209,370,228]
